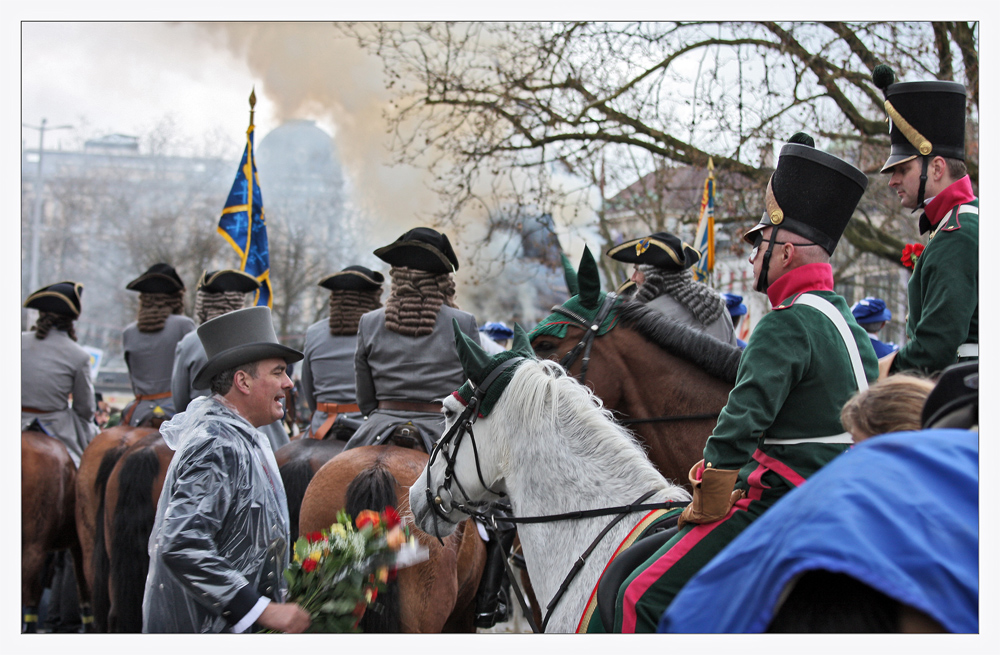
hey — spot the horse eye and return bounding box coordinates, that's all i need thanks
[534,340,556,354]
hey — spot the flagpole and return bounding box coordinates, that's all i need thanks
[249,86,256,128]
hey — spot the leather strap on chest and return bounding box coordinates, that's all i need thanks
[793,293,868,392]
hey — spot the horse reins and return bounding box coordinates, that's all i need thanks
[424,355,688,632]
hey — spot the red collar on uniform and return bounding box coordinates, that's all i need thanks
[923,175,975,227]
[766,262,834,309]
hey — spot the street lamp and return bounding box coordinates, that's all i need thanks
[22,118,73,295]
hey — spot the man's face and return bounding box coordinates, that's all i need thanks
[631,264,645,286]
[749,227,774,289]
[887,158,923,209]
[243,358,293,427]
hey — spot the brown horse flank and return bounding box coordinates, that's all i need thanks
[22,430,90,632]
[530,250,740,490]
[274,437,347,543]
[75,426,154,601]
[300,446,487,633]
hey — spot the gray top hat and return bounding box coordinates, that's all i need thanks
[193,306,303,389]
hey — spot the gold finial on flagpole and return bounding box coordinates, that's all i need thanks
[249,86,257,127]
[707,156,715,179]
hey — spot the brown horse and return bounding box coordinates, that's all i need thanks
[274,437,347,543]
[299,445,487,633]
[100,432,174,632]
[529,250,740,489]
[22,431,89,633]
[75,425,155,597]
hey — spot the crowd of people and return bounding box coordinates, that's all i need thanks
[20,63,977,634]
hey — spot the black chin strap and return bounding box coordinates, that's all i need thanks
[916,155,930,209]
[755,228,780,293]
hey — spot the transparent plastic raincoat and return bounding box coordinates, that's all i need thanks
[142,395,291,633]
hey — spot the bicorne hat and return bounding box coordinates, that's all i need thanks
[850,297,891,324]
[126,263,185,293]
[373,227,460,274]
[742,133,869,256]
[318,265,385,292]
[871,64,967,172]
[197,269,261,294]
[721,293,747,318]
[605,231,701,271]
[193,306,303,389]
[24,281,83,317]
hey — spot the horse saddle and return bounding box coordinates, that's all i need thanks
[383,422,430,453]
[327,414,362,442]
[596,515,680,631]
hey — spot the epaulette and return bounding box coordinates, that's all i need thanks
[938,202,979,234]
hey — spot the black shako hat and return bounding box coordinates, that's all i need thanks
[318,265,385,292]
[373,227,459,274]
[24,281,84,317]
[743,133,869,256]
[197,269,260,294]
[871,64,967,172]
[193,306,303,389]
[605,231,702,271]
[126,263,186,293]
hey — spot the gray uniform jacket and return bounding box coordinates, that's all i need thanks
[345,306,478,452]
[143,396,290,633]
[171,330,289,451]
[646,294,738,346]
[300,320,360,435]
[21,330,99,466]
[123,314,196,425]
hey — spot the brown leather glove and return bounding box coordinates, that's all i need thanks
[677,460,744,529]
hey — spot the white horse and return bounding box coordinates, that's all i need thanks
[409,356,690,633]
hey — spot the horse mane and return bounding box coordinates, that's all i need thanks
[615,298,742,383]
[492,358,689,503]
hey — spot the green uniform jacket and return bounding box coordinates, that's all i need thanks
[705,289,879,484]
[892,199,978,375]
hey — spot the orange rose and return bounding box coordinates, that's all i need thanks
[355,510,381,530]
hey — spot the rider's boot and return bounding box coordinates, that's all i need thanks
[473,516,516,629]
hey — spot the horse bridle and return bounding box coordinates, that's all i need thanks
[549,291,618,386]
[423,354,687,632]
[425,356,525,529]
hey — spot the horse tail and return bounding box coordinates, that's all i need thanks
[278,457,315,542]
[107,446,160,633]
[344,466,401,633]
[90,445,127,633]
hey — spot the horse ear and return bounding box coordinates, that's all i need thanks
[560,252,580,297]
[511,323,535,358]
[578,246,601,309]
[453,318,492,382]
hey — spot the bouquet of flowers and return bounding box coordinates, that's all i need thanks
[281,507,414,632]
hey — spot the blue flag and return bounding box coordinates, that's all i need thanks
[218,123,271,307]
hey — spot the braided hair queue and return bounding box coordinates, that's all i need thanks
[383,266,458,337]
[137,291,185,333]
[635,265,726,327]
[194,289,246,324]
[328,288,383,336]
[33,311,77,341]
